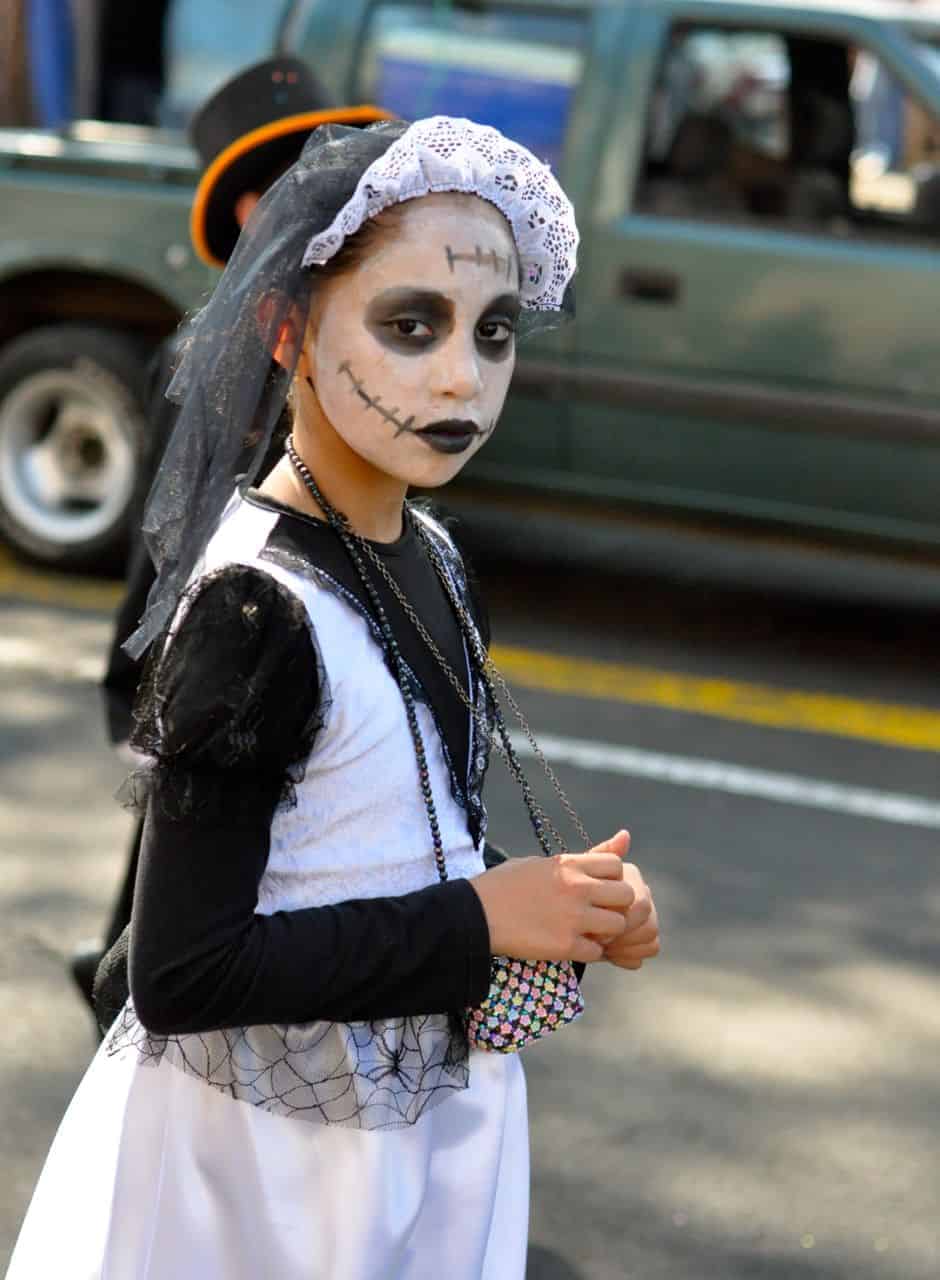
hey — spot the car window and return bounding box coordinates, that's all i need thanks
[638,26,805,225]
[635,23,940,243]
[160,0,286,128]
[915,39,940,72]
[850,47,940,226]
[354,1,588,168]
[646,30,790,168]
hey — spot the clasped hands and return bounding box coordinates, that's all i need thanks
[586,829,660,970]
[471,828,660,969]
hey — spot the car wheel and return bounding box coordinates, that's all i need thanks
[0,325,148,571]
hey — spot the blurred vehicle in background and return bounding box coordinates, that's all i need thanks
[2,0,940,571]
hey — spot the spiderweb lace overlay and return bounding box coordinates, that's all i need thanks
[105,1002,469,1131]
[302,116,579,311]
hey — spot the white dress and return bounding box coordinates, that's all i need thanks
[6,496,528,1280]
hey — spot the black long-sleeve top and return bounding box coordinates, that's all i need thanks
[127,500,495,1037]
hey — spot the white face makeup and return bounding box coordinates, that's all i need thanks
[300,193,520,490]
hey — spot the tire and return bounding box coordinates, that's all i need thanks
[0,325,149,571]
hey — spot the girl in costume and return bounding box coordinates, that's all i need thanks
[8,116,660,1280]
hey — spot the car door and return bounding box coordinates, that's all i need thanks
[570,2,940,547]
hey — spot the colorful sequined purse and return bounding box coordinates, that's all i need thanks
[463,843,585,1054]
[465,956,585,1052]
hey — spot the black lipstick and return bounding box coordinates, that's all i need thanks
[415,418,484,454]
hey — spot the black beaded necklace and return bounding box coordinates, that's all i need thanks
[285,435,590,880]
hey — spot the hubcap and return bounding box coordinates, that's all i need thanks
[0,367,137,550]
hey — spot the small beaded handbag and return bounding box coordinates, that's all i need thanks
[287,438,592,1055]
[465,957,584,1053]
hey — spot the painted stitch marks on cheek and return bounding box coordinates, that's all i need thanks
[323,363,495,456]
[320,364,417,437]
[445,244,517,283]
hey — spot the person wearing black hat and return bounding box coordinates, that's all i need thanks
[188,58,392,270]
[69,57,392,1017]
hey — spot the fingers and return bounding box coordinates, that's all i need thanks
[582,905,628,940]
[617,922,659,946]
[602,858,661,970]
[592,920,658,954]
[572,852,627,881]
[587,829,631,858]
[605,938,661,970]
[621,896,653,933]
[590,877,637,912]
[619,862,655,931]
[603,907,661,968]
[570,935,605,964]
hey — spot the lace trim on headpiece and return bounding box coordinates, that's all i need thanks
[302,115,578,310]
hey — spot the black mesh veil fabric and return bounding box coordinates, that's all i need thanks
[125,118,574,659]
[126,121,404,657]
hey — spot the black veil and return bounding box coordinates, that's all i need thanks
[126,117,574,658]
[125,121,410,658]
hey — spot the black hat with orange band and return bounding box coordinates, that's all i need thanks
[189,56,393,268]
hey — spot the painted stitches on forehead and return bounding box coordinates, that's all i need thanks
[445,244,516,282]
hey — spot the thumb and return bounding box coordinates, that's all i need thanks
[589,829,631,858]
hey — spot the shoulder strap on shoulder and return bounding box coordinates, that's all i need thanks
[409,503,490,651]
[410,504,467,588]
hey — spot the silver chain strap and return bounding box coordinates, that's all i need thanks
[284,435,592,854]
[352,509,592,852]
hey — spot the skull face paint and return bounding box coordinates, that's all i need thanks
[300,193,519,490]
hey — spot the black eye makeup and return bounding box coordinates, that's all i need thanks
[475,292,520,364]
[365,289,454,356]
[363,286,520,361]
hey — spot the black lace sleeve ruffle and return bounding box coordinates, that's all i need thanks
[128,565,326,819]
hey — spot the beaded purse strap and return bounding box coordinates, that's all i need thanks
[285,437,591,870]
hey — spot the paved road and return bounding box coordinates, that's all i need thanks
[1,518,938,1280]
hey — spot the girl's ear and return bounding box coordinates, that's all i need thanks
[255,291,306,370]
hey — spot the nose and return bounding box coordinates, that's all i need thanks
[432,334,483,403]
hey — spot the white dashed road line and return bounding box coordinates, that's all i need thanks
[0,636,105,684]
[513,732,940,831]
[4,629,937,830]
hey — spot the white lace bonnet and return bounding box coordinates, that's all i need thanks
[301,115,579,311]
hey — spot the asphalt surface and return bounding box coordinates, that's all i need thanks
[1,515,938,1280]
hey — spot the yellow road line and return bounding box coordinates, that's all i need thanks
[490,644,940,754]
[0,552,122,611]
[2,547,936,754]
